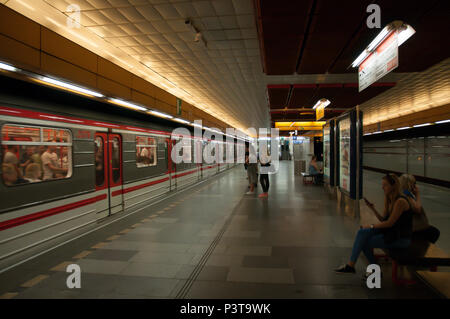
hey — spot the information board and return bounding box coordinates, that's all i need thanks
[323,124,330,181]
[339,116,351,193]
[359,32,398,92]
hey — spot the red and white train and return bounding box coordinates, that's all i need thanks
[0,83,239,267]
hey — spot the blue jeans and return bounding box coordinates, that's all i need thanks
[350,228,411,264]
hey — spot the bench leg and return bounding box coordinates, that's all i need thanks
[391,261,417,286]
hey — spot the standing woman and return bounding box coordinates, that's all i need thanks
[334,173,415,275]
[258,145,271,198]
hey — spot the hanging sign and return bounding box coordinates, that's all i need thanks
[359,32,398,92]
[316,104,325,120]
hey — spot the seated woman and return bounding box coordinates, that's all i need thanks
[309,155,323,184]
[399,174,440,243]
[334,173,415,275]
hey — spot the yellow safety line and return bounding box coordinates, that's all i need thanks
[21,275,49,288]
[73,250,92,259]
[0,292,18,299]
[91,242,107,249]
[106,235,121,241]
[50,261,72,272]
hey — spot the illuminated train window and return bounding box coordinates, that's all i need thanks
[1,124,72,186]
[136,136,157,168]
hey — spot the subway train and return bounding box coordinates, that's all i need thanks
[0,74,239,265]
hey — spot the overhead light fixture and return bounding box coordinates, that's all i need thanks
[148,110,173,119]
[372,131,382,134]
[40,76,104,98]
[364,133,372,136]
[173,118,190,125]
[109,98,147,111]
[0,62,18,72]
[352,51,370,68]
[397,126,410,130]
[313,98,331,110]
[367,27,392,51]
[413,123,431,128]
[435,119,450,124]
[383,129,394,132]
[352,21,415,68]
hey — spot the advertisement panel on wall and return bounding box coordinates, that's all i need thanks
[323,124,330,181]
[339,116,351,193]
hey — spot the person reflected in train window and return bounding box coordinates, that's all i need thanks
[3,145,19,166]
[399,174,440,244]
[42,144,68,180]
[2,163,28,185]
[19,146,36,174]
[24,163,42,183]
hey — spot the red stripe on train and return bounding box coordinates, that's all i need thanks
[0,194,107,232]
[112,177,170,196]
[173,170,197,179]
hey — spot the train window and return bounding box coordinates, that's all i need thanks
[111,137,121,183]
[136,136,157,168]
[94,136,105,187]
[1,124,72,186]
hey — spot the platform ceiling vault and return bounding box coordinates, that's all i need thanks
[3,0,448,131]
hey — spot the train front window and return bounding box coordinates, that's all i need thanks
[1,124,72,186]
[136,136,157,168]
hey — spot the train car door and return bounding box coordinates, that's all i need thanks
[108,134,124,215]
[94,133,109,219]
[95,132,124,216]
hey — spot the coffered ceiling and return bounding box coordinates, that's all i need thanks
[3,0,448,132]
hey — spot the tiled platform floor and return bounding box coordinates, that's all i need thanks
[0,162,446,299]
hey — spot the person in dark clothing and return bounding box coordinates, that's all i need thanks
[258,144,271,198]
[399,174,440,243]
[334,173,416,276]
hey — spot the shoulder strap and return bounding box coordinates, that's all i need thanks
[396,195,412,211]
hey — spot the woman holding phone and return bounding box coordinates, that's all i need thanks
[334,173,416,275]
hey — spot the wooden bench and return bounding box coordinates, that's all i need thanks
[378,240,450,286]
[301,172,314,185]
[415,271,450,299]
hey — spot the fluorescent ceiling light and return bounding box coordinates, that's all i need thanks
[367,27,391,51]
[173,118,190,124]
[372,131,382,134]
[41,76,104,98]
[109,98,147,111]
[0,62,18,72]
[435,119,450,124]
[413,123,431,128]
[192,123,203,128]
[352,22,415,68]
[383,129,394,132]
[352,51,369,68]
[364,133,372,136]
[398,24,416,46]
[148,110,173,119]
[313,99,331,110]
[397,126,410,130]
